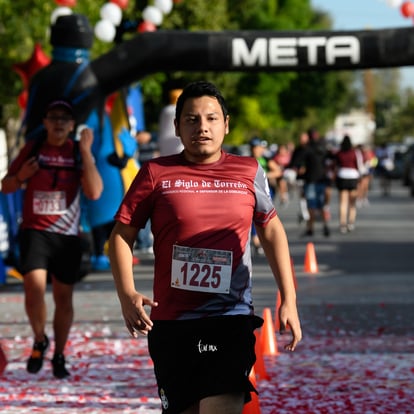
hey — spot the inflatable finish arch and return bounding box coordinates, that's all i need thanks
[92,26,414,92]
[25,24,414,145]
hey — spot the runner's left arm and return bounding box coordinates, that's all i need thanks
[256,216,302,351]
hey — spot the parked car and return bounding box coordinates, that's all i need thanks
[385,143,407,179]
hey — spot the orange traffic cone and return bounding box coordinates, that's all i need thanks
[242,366,262,414]
[260,307,278,356]
[0,343,7,375]
[304,242,318,274]
[7,267,23,281]
[254,330,269,381]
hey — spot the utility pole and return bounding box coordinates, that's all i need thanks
[363,69,375,116]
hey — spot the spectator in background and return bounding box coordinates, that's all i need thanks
[375,142,394,196]
[288,132,310,223]
[249,137,281,254]
[249,137,282,199]
[272,143,292,206]
[357,144,376,207]
[158,89,184,156]
[302,128,331,237]
[334,135,364,234]
[135,130,159,165]
[134,130,158,254]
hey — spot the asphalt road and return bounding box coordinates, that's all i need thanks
[254,178,414,339]
[256,177,414,306]
[1,177,413,336]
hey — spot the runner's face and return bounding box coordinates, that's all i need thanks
[43,109,75,145]
[175,96,229,164]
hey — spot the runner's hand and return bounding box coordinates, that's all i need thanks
[121,292,158,337]
[279,302,302,351]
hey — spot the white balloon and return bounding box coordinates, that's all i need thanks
[94,19,116,43]
[50,7,73,25]
[100,3,123,26]
[154,0,173,14]
[386,0,403,7]
[142,6,163,26]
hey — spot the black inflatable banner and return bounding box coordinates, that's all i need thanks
[92,26,414,93]
[25,24,414,141]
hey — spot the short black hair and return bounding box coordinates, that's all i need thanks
[175,81,228,121]
[341,135,352,151]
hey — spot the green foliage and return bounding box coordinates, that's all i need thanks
[164,0,228,31]
[385,90,414,142]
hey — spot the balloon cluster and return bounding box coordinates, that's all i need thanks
[52,0,177,42]
[386,0,414,21]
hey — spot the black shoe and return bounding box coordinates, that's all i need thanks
[323,225,330,237]
[52,353,70,379]
[27,334,49,374]
[302,229,314,237]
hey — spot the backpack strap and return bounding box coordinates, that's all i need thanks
[30,136,81,171]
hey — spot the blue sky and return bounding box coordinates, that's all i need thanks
[311,0,414,88]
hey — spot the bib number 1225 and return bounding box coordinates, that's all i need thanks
[171,245,232,294]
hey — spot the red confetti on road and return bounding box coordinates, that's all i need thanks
[1,324,413,413]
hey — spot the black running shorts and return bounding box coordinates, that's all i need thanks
[336,177,359,191]
[148,315,263,414]
[19,229,82,285]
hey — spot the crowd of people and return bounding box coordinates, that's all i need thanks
[240,128,384,243]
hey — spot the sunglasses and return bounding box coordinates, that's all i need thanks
[46,115,73,123]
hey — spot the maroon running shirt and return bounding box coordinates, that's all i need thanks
[8,139,82,236]
[115,151,277,320]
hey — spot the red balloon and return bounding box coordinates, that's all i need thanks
[400,1,414,17]
[110,0,129,10]
[12,43,51,88]
[137,21,157,33]
[54,0,77,7]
